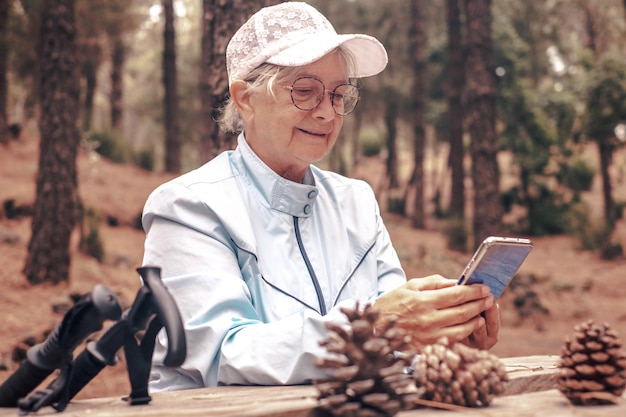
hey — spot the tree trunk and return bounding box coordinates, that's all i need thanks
[581,2,617,229]
[409,0,426,229]
[110,37,124,130]
[199,0,282,163]
[76,0,102,133]
[384,96,399,189]
[599,140,615,227]
[581,4,598,56]
[350,110,363,169]
[163,0,180,173]
[0,0,8,145]
[81,55,99,131]
[447,0,465,221]
[24,0,81,285]
[328,131,348,176]
[464,0,501,248]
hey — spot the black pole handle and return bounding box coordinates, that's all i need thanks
[60,318,127,403]
[65,348,108,401]
[29,284,122,370]
[12,268,186,412]
[0,284,122,408]
[137,266,186,367]
[0,360,54,407]
[59,267,186,405]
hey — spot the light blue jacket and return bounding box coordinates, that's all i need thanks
[142,135,406,390]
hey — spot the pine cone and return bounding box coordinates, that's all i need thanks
[412,337,508,407]
[558,319,626,405]
[315,302,420,417]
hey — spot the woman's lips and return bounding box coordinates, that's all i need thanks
[299,128,328,137]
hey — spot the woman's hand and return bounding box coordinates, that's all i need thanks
[374,275,498,351]
[462,300,500,350]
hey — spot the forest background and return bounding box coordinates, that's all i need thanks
[0,0,626,400]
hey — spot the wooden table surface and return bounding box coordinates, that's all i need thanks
[0,355,624,416]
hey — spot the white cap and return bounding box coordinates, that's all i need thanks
[226,2,388,85]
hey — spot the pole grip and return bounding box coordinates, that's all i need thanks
[0,360,53,407]
[137,266,186,367]
[65,348,107,401]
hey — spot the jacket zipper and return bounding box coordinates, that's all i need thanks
[293,216,327,315]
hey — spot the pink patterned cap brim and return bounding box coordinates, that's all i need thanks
[266,32,388,79]
[226,2,388,85]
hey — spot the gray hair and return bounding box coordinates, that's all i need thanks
[218,47,356,134]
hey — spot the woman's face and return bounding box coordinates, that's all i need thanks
[243,51,347,182]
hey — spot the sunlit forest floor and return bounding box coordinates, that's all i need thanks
[1,133,625,399]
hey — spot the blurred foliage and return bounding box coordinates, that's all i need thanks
[440,217,469,253]
[559,156,596,192]
[88,129,132,164]
[8,123,21,139]
[582,56,626,148]
[135,149,155,171]
[502,183,573,236]
[79,208,104,263]
[86,129,154,171]
[359,128,384,157]
[491,0,626,237]
[564,201,623,259]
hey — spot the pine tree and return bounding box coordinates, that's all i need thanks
[464,0,502,247]
[408,0,426,229]
[163,0,181,173]
[0,0,9,145]
[199,0,282,163]
[446,0,465,223]
[24,0,81,285]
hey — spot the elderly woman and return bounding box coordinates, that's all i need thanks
[142,2,498,391]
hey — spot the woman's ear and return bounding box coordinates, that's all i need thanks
[230,81,253,118]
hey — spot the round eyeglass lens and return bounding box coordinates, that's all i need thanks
[290,78,324,110]
[332,84,360,115]
[290,78,360,115]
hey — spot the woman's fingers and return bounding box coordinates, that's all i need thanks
[406,278,493,311]
[376,276,500,349]
[408,314,484,349]
[480,302,500,348]
[405,275,456,291]
[463,303,500,349]
[380,295,492,345]
[429,294,494,328]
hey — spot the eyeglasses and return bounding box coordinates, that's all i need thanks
[284,76,360,116]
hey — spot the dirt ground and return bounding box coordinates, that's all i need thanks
[1,134,625,401]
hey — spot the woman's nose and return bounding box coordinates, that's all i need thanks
[313,91,337,119]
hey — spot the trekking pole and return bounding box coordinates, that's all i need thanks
[18,266,186,414]
[0,284,122,408]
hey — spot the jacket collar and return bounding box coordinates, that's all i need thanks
[234,134,319,218]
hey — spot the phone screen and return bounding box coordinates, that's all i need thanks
[458,237,532,298]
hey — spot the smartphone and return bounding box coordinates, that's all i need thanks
[457,236,533,298]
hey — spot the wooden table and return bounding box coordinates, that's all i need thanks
[0,356,624,416]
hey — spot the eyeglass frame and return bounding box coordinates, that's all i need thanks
[283,76,361,116]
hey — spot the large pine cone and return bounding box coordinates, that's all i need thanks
[315,302,420,417]
[558,319,626,405]
[412,337,508,407]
